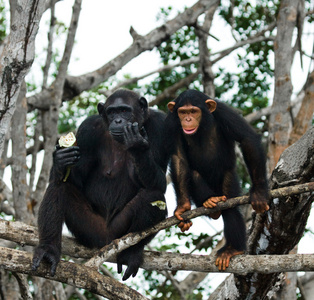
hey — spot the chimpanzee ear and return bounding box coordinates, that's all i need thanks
[167,101,176,113]
[205,99,217,113]
[139,97,148,112]
[97,102,106,115]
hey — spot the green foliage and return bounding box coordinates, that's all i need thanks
[219,0,280,38]
[58,87,106,134]
[0,0,6,43]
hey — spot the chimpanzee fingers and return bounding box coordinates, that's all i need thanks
[203,196,225,208]
[224,257,230,270]
[32,247,59,276]
[252,200,269,213]
[123,123,138,147]
[140,127,148,141]
[215,257,222,271]
[46,256,58,276]
[178,221,192,232]
[174,211,184,221]
[54,146,80,167]
[203,199,217,208]
[122,265,139,281]
[117,263,123,274]
[215,257,227,271]
[55,147,80,159]
[131,122,139,136]
[32,250,45,271]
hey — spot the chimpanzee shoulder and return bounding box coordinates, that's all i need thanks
[212,100,259,141]
[75,115,106,150]
[145,108,167,168]
[145,108,166,135]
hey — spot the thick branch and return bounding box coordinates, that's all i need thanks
[0,246,147,300]
[0,183,313,273]
[142,252,314,274]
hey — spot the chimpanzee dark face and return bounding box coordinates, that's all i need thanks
[105,97,133,139]
[97,89,148,142]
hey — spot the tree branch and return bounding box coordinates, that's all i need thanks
[27,0,220,110]
[142,252,314,274]
[0,182,313,276]
[86,182,314,268]
[0,246,147,300]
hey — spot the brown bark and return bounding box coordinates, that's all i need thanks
[0,0,46,157]
[196,2,219,97]
[289,70,314,145]
[0,247,147,300]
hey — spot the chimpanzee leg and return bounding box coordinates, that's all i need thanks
[216,170,247,271]
[190,170,224,219]
[113,189,167,280]
[110,189,167,233]
[32,182,66,275]
[64,184,115,248]
[65,187,166,280]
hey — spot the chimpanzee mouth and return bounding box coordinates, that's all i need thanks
[109,130,124,137]
[183,127,198,135]
[110,131,123,136]
[109,130,125,143]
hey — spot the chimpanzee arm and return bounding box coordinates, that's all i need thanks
[215,102,270,212]
[32,183,65,276]
[170,146,193,232]
[123,122,167,192]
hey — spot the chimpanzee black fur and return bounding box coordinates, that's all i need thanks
[32,89,168,280]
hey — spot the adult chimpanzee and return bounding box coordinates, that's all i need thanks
[165,89,269,271]
[32,89,168,280]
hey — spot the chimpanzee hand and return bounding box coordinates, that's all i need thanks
[32,244,61,276]
[174,201,193,232]
[123,122,149,150]
[53,145,80,178]
[250,186,270,213]
[117,246,143,281]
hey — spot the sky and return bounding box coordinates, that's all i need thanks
[39,0,312,95]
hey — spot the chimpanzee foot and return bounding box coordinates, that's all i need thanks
[203,196,226,219]
[215,247,244,271]
[203,195,227,208]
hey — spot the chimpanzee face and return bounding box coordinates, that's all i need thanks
[105,98,133,139]
[167,99,217,136]
[177,104,202,135]
[97,90,148,142]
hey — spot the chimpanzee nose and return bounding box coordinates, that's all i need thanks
[115,118,122,124]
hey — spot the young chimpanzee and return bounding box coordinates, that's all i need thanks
[165,89,269,271]
[32,89,168,280]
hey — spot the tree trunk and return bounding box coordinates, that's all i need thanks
[267,0,298,173]
[0,0,46,157]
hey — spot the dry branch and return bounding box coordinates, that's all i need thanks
[0,182,313,281]
[0,246,147,300]
[27,0,220,110]
[142,251,314,274]
[85,182,314,268]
